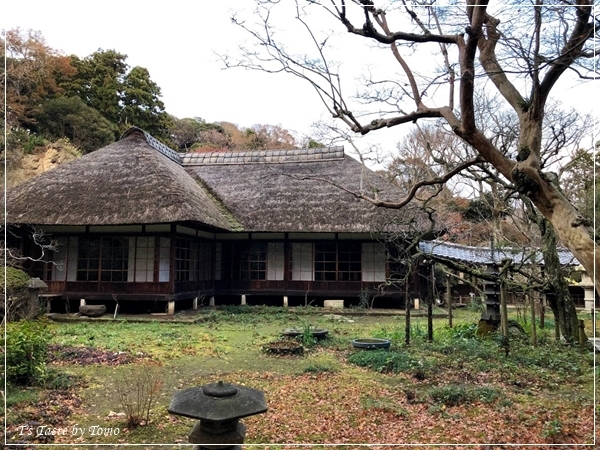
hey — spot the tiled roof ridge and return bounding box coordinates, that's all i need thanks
[121,127,182,164]
[120,127,345,167]
[181,146,345,166]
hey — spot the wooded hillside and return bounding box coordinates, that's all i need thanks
[1,28,311,186]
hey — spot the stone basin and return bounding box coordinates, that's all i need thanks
[281,328,329,340]
[351,338,391,350]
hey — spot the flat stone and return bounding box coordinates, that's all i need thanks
[324,300,344,309]
[323,314,354,323]
[79,305,107,317]
[589,338,600,353]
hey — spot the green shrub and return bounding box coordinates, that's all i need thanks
[6,128,46,154]
[300,322,317,348]
[1,266,38,322]
[23,134,47,153]
[428,384,500,406]
[1,267,31,292]
[542,419,564,442]
[347,350,421,373]
[5,320,52,385]
[447,323,479,340]
[35,96,115,153]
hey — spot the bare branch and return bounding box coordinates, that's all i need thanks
[337,3,458,45]
[477,13,527,115]
[4,225,61,268]
[537,2,595,109]
[287,155,483,210]
[351,108,445,134]
[458,0,489,133]
[371,8,423,107]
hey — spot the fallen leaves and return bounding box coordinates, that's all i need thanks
[47,344,137,366]
[200,370,596,446]
[5,389,83,446]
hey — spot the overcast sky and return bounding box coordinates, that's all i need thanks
[4,1,598,163]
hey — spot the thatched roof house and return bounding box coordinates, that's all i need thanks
[8,128,424,234]
[6,127,428,314]
[7,130,232,230]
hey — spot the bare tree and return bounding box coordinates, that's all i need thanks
[4,225,60,267]
[226,1,599,292]
[454,100,593,341]
[2,225,61,322]
[387,124,469,201]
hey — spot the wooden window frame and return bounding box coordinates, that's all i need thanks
[314,241,361,282]
[240,242,267,281]
[76,236,129,282]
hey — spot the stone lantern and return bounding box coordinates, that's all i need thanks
[481,264,501,323]
[26,277,47,318]
[478,264,501,334]
[168,381,268,450]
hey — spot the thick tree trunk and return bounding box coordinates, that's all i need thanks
[464,122,599,295]
[526,173,598,294]
[539,217,579,343]
[512,113,597,296]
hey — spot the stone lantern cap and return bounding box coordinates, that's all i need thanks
[26,278,48,290]
[168,381,267,422]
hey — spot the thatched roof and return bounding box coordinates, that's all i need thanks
[188,152,426,233]
[6,129,234,229]
[7,127,428,234]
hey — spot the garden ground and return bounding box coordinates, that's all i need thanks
[3,306,597,449]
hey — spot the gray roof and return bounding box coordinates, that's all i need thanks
[6,127,425,234]
[182,146,344,166]
[419,240,579,267]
